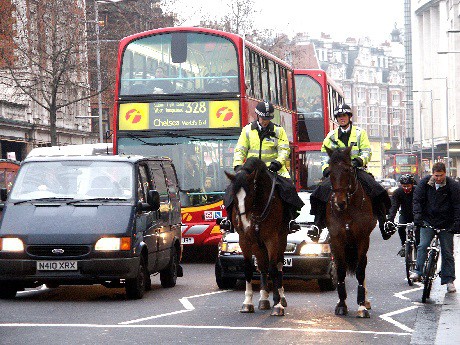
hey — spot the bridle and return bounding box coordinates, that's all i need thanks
[235,168,277,232]
[330,164,363,210]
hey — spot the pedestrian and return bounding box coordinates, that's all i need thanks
[411,162,460,293]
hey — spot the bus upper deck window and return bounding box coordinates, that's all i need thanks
[171,33,187,63]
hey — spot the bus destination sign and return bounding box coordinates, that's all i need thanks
[119,100,240,131]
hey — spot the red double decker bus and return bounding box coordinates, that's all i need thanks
[389,153,419,181]
[112,27,296,251]
[293,69,344,191]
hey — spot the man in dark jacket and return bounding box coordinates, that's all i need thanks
[388,174,419,257]
[411,162,460,293]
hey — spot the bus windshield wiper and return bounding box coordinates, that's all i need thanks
[14,197,74,205]
[67,198,129,204]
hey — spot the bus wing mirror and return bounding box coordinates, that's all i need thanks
[171,32,187,63]
[0,188,7,202]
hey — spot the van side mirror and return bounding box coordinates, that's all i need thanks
[0,188,7,202]
[147,190,160,211]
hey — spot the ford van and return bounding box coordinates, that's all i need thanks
[0,154,182,299]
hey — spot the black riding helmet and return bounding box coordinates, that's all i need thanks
[399,174,416,185]
[255,101,275,119]
[333,104,353,118]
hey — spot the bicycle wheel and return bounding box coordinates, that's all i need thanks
[422,251,438,303]
[405,241,416,286]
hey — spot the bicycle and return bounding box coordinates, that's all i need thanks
[396,222,418,286]
[421,226,444,303]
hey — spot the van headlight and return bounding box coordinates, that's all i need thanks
[0,237,25,252]
[95,237,131,251]
[299,243,331,256]
[220,241,242,254]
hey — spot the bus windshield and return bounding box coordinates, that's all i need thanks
[117,134,238,206]
[395,155,417,165]
[295,74,325,142]
[120,32,239,96]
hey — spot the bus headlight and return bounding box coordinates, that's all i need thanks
[299,243,331,256]
[95,237,131,251]
[0,237,25,252]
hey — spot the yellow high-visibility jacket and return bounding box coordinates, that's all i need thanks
[321,125,372,172]
[233,121,290,178]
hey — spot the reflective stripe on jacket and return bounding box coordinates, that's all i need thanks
[233,121,291,178]
[321,125,372,172]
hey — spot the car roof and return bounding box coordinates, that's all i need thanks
[23,154,172,164]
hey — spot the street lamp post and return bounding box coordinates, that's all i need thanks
[424,77,450,175]
[412,90,434,165]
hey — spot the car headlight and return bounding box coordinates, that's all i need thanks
[95,237,131,251]
[220,242,242,254]
[0,237,25,252]
[299,243,331,256]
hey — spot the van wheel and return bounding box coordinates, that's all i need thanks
[125,257,147,299]
[160,246,178,288]
[0,283,18,299]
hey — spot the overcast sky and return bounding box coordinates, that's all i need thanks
[162,0,405,44]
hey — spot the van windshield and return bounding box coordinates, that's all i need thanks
[10,161,134,201]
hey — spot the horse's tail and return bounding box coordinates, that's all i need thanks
[344,243,358,274]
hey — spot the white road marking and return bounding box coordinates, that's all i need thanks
[0,323,410,336]
[393,282,423,300]
[119,290,230,325]
[379,305,420,332]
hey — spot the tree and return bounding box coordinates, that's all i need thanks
[0,0,94,145]
[222,0,255,35]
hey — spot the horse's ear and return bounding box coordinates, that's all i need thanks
[344,146,353,157]
[225,171,236,181]
[325,146,334,158]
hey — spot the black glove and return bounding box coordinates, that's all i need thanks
[351,157,363,168]
[268,161,282,172]
[322,167,330,178]
[413,216,423,228]
[449,222,460,234]
[234,165,242,172]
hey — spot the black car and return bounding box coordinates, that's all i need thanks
[215,192,337,291]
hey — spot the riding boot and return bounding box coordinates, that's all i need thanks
[220,207,234,233]
[374,199,392,240]
[309,201,326,241]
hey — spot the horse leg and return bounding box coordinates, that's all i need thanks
[363,279,371,310]
[258,271,271,310]
[356,255,370,318]
[240,257,255,313]
[335,264,348,316]
[269,261,285,316]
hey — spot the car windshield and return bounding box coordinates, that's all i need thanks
[9,161,134,201]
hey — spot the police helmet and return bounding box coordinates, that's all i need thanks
[399,174,415,185]
[255,101,275,119]
[334,104,353,118]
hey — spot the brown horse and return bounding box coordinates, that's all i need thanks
[325,146,375,318]
[225,157,288,316]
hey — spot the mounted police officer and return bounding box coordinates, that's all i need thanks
[221,101,304,232]
[309,104,393,241]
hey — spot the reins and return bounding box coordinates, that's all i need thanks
[330,165,365,212]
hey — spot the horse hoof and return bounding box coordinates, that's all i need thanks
[280,297,287,308]
[364,301,371,310]
[240,304,255,313]
[335,306,348,316]
[258,300,271,310]
[270,306,285,316]
[356,309,370,318]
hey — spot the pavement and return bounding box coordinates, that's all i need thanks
[433,234,460,345]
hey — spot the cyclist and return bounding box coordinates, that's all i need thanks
[309,104,393,241]
[388,174,419,256]
[411,162,460,293]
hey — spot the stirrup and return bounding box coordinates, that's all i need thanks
[307,225,321,242]
[289,220,301,233]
